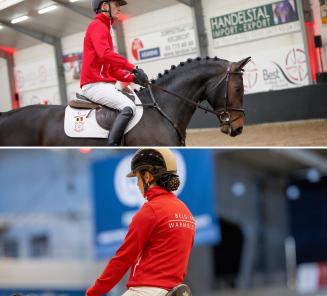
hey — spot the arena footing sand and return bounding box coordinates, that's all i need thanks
[186,119,327,147]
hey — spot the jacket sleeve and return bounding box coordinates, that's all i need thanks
[110,67,135,83]
[86,204,157,296]
[89,22,135,71]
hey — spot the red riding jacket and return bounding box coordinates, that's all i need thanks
[87,186,196,296]
[80,13,135,88]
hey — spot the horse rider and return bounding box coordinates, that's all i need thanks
[86,148,195,296]
[80,0,149,146]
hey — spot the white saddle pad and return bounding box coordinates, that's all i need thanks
[64,89,143,138]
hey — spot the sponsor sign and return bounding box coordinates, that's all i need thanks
[14,58,58,92]
[129,24,197,63]
[19,86,60,106]
[243,46,309,93]
[91,150,221,259]
[139,47,161,60]
[63,52,82,83]
[211,0,300,48]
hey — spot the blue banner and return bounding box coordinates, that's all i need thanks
[91,149,220,259]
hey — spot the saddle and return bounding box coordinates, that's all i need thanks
[69,88,135,131]
[166,284,192,296]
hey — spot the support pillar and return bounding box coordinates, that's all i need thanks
[0,20,68,105]
[0,49,19,109]
[176,0,208,57]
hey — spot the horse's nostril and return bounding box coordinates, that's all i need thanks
[231,127,243,137]
[236,127,243,134]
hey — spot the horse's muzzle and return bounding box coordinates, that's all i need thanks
[220,125,243,137]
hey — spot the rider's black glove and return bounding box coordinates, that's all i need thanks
[133,67,149,87]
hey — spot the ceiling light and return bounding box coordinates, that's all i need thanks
[306,168,321,183]
[11,15,29,24]
[0,25,3,30]
[69,0,80,2]
[38,5,57,14]
[231,182,246,197]
[286,185,300,200]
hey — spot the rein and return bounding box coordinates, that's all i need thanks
[136,65,245,145]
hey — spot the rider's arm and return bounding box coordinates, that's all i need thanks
[89,22,135,71]
[110,67,135,83]
[86,204,157,296]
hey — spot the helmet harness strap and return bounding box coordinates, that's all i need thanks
[100,1,113,18]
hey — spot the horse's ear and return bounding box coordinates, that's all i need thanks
[236,57,251,70]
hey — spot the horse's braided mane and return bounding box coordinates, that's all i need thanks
[134,56,226,94]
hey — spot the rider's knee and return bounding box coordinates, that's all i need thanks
[122,106,135,117]
[123,105,135,116]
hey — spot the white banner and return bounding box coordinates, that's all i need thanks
[20,86,60,107]
[15,58,58,92]
[243,46,309,94]
[128,23,197,64]
[63,52,82,84]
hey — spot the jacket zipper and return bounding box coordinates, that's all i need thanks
[100,64,104,78]
[132,256,142,277]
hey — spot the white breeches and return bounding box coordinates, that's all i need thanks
[81,82,136,114]
[122,287,168,296]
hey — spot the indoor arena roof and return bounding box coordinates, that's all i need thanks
[0,0,179,50]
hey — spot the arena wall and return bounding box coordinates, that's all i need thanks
[0,58,11,111]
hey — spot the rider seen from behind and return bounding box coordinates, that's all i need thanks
[80,0,149,146]
[87,148,195,296]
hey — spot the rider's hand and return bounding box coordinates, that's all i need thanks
[133,67,149,87]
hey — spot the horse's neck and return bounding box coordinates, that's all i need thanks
[151,74,207,131]
[138,61,226,134]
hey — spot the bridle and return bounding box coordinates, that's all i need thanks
[210,64,245,127]
[137,64,245,145]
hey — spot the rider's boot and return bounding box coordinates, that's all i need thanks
[108,106,134,146]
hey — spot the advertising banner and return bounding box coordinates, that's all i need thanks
[91,150,220,259]
[15,57,58,92]
[63,52,82,84]
[19,86,60,106]
[211,0,301,48]
[244,45,309,94]
[128,24,197,64]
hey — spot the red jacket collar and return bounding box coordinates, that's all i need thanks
[144,186,175,201]
[95,13,114,26]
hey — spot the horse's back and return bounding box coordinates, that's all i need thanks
[0,105,65,146]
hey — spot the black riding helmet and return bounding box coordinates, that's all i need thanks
[126,149,180,192]
[127,148,177,178]
[92,0,127,14]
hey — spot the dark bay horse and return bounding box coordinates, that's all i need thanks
[0,56,251,146]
